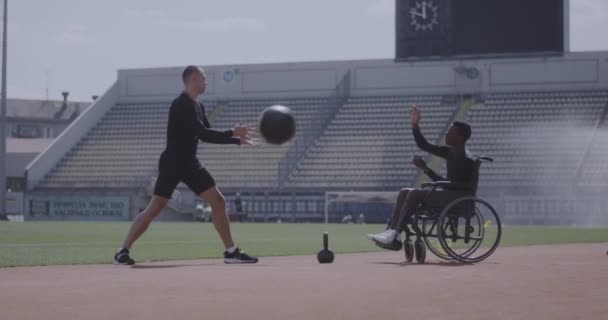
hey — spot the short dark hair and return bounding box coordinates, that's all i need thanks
[182,65,200,84]
[452,121,472,142]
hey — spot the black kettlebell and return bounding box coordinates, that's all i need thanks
[317,232,335,263]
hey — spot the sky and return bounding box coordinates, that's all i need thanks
[3,0,608,101]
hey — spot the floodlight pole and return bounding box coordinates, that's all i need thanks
[0,0,9,220]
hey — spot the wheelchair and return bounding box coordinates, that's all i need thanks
[375,156,502,264]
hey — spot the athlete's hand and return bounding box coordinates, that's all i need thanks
[232,122,260,146]
[232,122,256,139]
[412,154,427,169]
[410,105,421,128]
[239,136,261,146]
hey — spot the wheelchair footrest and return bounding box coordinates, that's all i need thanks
[373,239,403,251]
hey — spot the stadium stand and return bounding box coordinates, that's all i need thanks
[38,102,175,189]
[201,97,334,188]
[286,95,457,189]
[466,90,608,188]
[35,90,608,219]
[25,54,608,224]
[577,99,608,187]
[38,98,334,190]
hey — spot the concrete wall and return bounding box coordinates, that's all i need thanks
[117,61,352,103]
[23,189,195,221]
[117,51,608,103]
[24,189,141,221]
[6,153,38,177]
[25,82,120,190]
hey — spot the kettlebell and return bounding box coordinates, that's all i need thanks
[317,232,335,264]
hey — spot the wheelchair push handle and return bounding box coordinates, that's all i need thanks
[478,156,494,163]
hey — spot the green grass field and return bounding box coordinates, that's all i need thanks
[1,222,607,267]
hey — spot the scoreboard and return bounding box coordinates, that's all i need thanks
[396,0,565,59]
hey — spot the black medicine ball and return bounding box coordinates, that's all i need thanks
[258,105,296,145]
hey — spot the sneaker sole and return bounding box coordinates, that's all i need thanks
[373,240,403,251]
[224,258,258,264]
[113,260,135,265]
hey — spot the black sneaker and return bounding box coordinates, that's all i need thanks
[224,247,259,264]
[114,248,135,265]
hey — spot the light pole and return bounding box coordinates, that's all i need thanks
[0,0,8,220]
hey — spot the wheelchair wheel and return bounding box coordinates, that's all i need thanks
[421,217,452,260]
[437,196,502,263]
[414,239,426,264]
[403,240,414,262]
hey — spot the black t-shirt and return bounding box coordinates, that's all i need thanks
[412,127,475,185]
[162,92,240,164]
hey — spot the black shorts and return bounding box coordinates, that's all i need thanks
[153,153,216,199]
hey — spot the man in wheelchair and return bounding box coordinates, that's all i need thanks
[367,105,475,247]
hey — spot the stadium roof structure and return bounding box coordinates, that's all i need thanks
[6,98,91,120]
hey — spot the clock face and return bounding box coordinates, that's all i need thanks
[223,70,234,83]
[409,0,439,32]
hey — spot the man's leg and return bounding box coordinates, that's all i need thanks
[114,167,178,265]
[199,186,234,249]
[393,189,428,233]
[388,188,412,229]
[372,189,428,244]
[113,196,169,265]
[367,188,411,240]
[199,186,258,264]
[121,196,169,249]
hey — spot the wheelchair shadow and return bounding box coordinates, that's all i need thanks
[372,261,472,267]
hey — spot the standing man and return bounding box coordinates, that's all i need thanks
[234,192,243,214]
[114,65,259,265]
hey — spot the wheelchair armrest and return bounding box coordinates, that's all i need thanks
[478,156,494,163]
[420,182,435,189]
[421,181,452,189]
[421,181,473,191]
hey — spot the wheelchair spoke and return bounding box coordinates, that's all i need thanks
[422,211,452,260]
[437,197,502,263]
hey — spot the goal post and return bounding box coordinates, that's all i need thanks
[324,191,397,224]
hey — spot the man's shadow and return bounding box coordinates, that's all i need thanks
[129,262,268,269]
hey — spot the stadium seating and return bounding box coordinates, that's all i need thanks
[578,115,608,187]
[286,95,457,189]
[37,90,608,194]
[38,102,174,189]
[38,98,332,189]
[199,98,333,188]
[466,90,608,188]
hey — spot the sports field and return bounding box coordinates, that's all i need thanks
[1,221,607,267]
